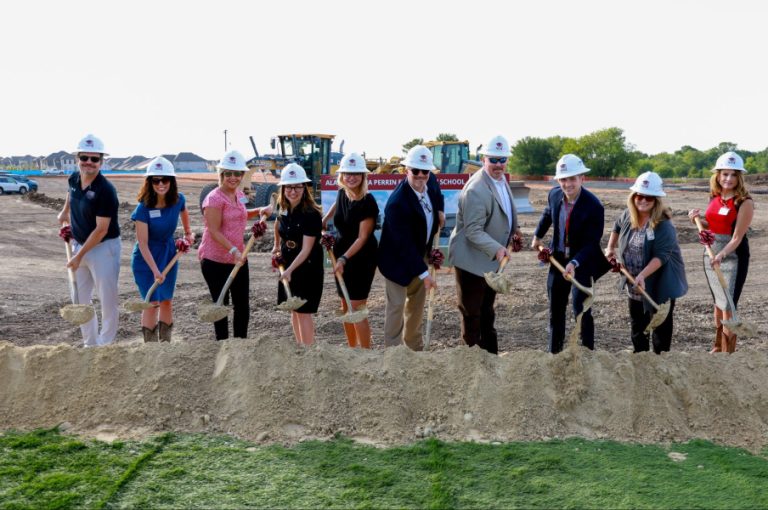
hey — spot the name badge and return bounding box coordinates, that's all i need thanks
[718,206,730,216]
[149,209,162,219]
[646,229,655,241]
[564,247,570,257]
[239,196,248,204]
[85,190,96,200]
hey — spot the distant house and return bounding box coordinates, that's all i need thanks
[44,151,77,172]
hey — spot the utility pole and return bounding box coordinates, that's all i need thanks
[224,129,228,151]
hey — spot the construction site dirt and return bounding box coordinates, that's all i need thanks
[1,175,767,450]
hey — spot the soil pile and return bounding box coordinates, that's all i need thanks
[2,339,767,450]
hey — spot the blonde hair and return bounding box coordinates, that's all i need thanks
[627,193,671,229]
[336,172,368,200]
[710,170,752,207]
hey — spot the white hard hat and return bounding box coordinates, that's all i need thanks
[480,135,511,157]
[554,154,590,179]
[279,163,311,185]
[145,156,176,177]
[75,133,108,155]
[216,150,248,172]
[629,171,666,197]
[402,145,436,171]
[338,152,369,173]
[713,151,746,173]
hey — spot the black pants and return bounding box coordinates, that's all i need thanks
[547,254,594,354]
[455,267,498,354]
[201,258,249,340]
[629,298,675,354]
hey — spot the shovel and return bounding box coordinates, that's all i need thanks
[618,266,671,333]
[319,233,368,325]
[537,246,594,312]
[694,217,757,337]
[424,236,444,350]
[484,243,515,294]
[275,263,308,312]
[59,228,96,325]
[124,239,190,313]
[198,219,267,323]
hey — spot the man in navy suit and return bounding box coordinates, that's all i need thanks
[531,154,611,354]
[378,145,444,350]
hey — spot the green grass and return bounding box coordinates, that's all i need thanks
[2,430,767,509]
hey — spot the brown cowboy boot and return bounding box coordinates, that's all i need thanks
[158,321,173,343]
[725,332,737,353]
[142,325,158,343]
[710,325,723,353]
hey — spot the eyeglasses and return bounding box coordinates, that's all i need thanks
[488,157,507,165]
[221,171,243,178]
[151,177,171,185]
[634,194,656,203]
[79,155,101,163]
[284,185,304,192]
[410,168,431,176]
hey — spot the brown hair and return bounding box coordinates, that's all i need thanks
[277,183,322,214]
[709,170,752,207]
[137,176,178,208]
[627,193,671,229]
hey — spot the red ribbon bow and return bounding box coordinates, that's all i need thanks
[608,257,622,273]
[59,225,72,243]
[428,249,445,270]
[271,254,285,269]
[319,232,336,250]
[698,230,715,246]
[175,238,191,253]
[251,220,267,238]
[511,233,523,253]
[537,247,552,264]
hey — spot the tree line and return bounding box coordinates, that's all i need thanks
[405,128,768,178]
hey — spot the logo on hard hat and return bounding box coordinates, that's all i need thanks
[349,159,356,166]
[496,142,503,150]
[228,156,236,164]
[85,140,94,147]
[419,155,427,162]
[288,170,296,177]
[728,157,736,163]
[155,163,163,170]
[642,180,649,188]
[560,163,567,170]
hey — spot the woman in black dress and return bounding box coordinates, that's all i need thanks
[273,163,324,345]
[322,152,379,348]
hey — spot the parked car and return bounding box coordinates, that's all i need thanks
[0,173,38,192]
[0,176,29,195]
[43,168,65,176]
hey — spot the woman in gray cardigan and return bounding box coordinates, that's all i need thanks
[604,172,688,353]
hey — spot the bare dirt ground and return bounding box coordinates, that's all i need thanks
[1,175,767,449]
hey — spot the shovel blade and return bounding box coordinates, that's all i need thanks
[277,296,307,312]
[60,304,95,325]
[645,301,671,333]
[124,299,154,313]
[484,272,512,294]
[340,308,369,324]
[723,318,758,338]
[198,304,229,323]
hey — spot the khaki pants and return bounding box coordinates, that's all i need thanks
[383,276,426,350]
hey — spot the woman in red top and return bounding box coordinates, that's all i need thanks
[688,151,754,353]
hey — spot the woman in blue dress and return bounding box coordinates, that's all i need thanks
[131,156,194,342]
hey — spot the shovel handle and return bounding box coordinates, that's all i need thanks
[326,249,355,311]
[537,246,593,296]
[694,217,732,291]
[64,240,80,305]
[214,232,259,307]
[497,242,515,273]
[277,264,295,299]
[143,250,185,303]
[618,266,661,311]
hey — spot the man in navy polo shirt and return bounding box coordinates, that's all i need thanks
[57,134,121,347]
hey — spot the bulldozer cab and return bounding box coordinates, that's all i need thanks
[276,134,335,194]
[425,140,480,174]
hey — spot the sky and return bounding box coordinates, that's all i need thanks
[2,0,767,160]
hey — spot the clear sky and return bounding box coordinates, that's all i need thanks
[3,0,767,160]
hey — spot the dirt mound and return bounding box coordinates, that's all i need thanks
[1,340,767,450]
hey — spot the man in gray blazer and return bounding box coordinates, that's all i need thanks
[448,135,522,354]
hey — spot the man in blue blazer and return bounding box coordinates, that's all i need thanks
[378,145,444,350]
[531,154,611,354]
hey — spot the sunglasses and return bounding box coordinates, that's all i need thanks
[221,171,244,178]
[634,194,656,202]
[488,157,507,165]
[410,168,431,176]
[79,155,102,163]
[151,177,171,185]
[284,185,304,192]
